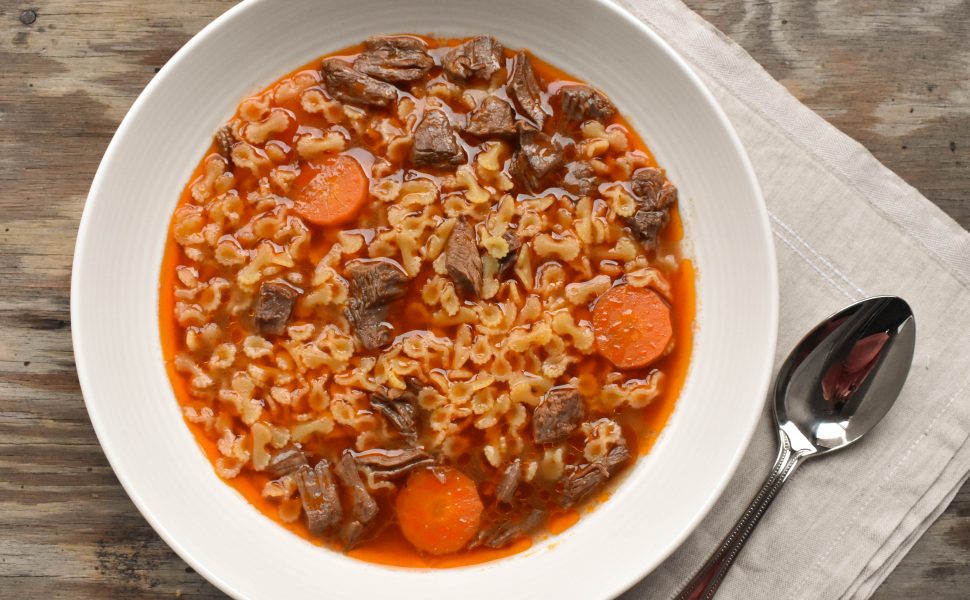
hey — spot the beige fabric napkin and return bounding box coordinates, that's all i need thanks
[611,1,970,598]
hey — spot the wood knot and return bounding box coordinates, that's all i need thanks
[20,9,37,25]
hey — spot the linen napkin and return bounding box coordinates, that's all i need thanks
[611,1,970,599]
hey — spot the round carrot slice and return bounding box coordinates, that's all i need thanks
[395,467,483,555]
[592,285,673,369]
[293,154,369,226]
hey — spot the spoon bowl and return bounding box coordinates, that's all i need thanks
[776,296,917,454]
[677,296,916,600]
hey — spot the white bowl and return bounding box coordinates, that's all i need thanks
[71,0,777,598]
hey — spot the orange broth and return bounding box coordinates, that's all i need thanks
[159,36,695,568]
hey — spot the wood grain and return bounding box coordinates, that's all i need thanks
[0,1,966,598]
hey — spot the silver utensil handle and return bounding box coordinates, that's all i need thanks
[674,428,808,600]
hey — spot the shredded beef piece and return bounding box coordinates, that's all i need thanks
[557,85,617,124]
[266,446,308,478]
[563,161,599,197]
[506,50,548,128]
[335,452,378,523]
[334,451,379,549]
[321,58,397,107]
[509,123,564,193]
[354,448,434,481]
[560,445,631,508]
[215,125,235,165]
[445,217,483,297]
[630,167,665,205]
[412,108,466,168]
[625,167,679,250]
[369,390,419,441]
[628,210,670,249]
[442,35,504,82]
[532,386,584,444]
[294,461,342,534]
[497,230,521,276]
[463,96,517,138]
[472,509,545,549]
[341,521,367,551]
[401,377,424,399]
[353,35,434,83]
[345,259,409,349]
[655,180,678,209]
[495,458,522,505]
[656,182,677,209]
[254,281,298,336]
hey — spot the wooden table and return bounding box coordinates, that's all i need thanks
[1,1,966,597]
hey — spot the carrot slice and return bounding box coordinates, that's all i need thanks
[395,467,483,555]
[592,285,673,369]
[293,155,369,226]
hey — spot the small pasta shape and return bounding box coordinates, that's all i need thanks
[296,130,347,159]
[243,108,293,145]
[532,233,581,261]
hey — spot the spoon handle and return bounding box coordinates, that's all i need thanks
[674,428,809,600]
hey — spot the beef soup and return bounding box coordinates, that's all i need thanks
[160,35,695,567]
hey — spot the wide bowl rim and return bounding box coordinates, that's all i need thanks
[71,0,778,598]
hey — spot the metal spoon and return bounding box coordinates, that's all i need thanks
[675,296,916,600]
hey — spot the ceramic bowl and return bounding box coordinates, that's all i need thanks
[72,0,777,597]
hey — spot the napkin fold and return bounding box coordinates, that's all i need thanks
[613,1,970,598]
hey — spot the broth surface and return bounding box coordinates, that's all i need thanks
[160,35,694,567]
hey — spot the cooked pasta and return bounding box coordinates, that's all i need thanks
[159,34,694,568]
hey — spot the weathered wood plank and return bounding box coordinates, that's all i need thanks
[683,0,970,230]
[0,1,966,598]
[1,2,237,597]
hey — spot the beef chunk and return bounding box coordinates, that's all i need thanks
[442,35,504,82]
[254,281,298,336]
[532,386,584,444]
[472,509,544,549]
[509,124,564,193]
[560,444,631,508]
[369,389,419,441]
[628,210,670,249]
[656,181,677,210]
[626,168,678,250]
[266,446,308,478]
[321,58,397,108]
[463,96,517,139]
[563,161,599,197]
[335,452,378,523]
[557,85,617,124]
[354,448,434,481]
[445,217,483,297]
[506,50,548,128]
[411,109,467,168]
[496,230,521,276]
[294,461,342,534]
[341,521,367,551]
[334,451,379,549]
[631,167,677,212]
[354,35,434,83]
[630,168,665,208]
[215,125,235,165]
[495,458,521,505]
[345,260,409,349]
[346,260,408,307]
